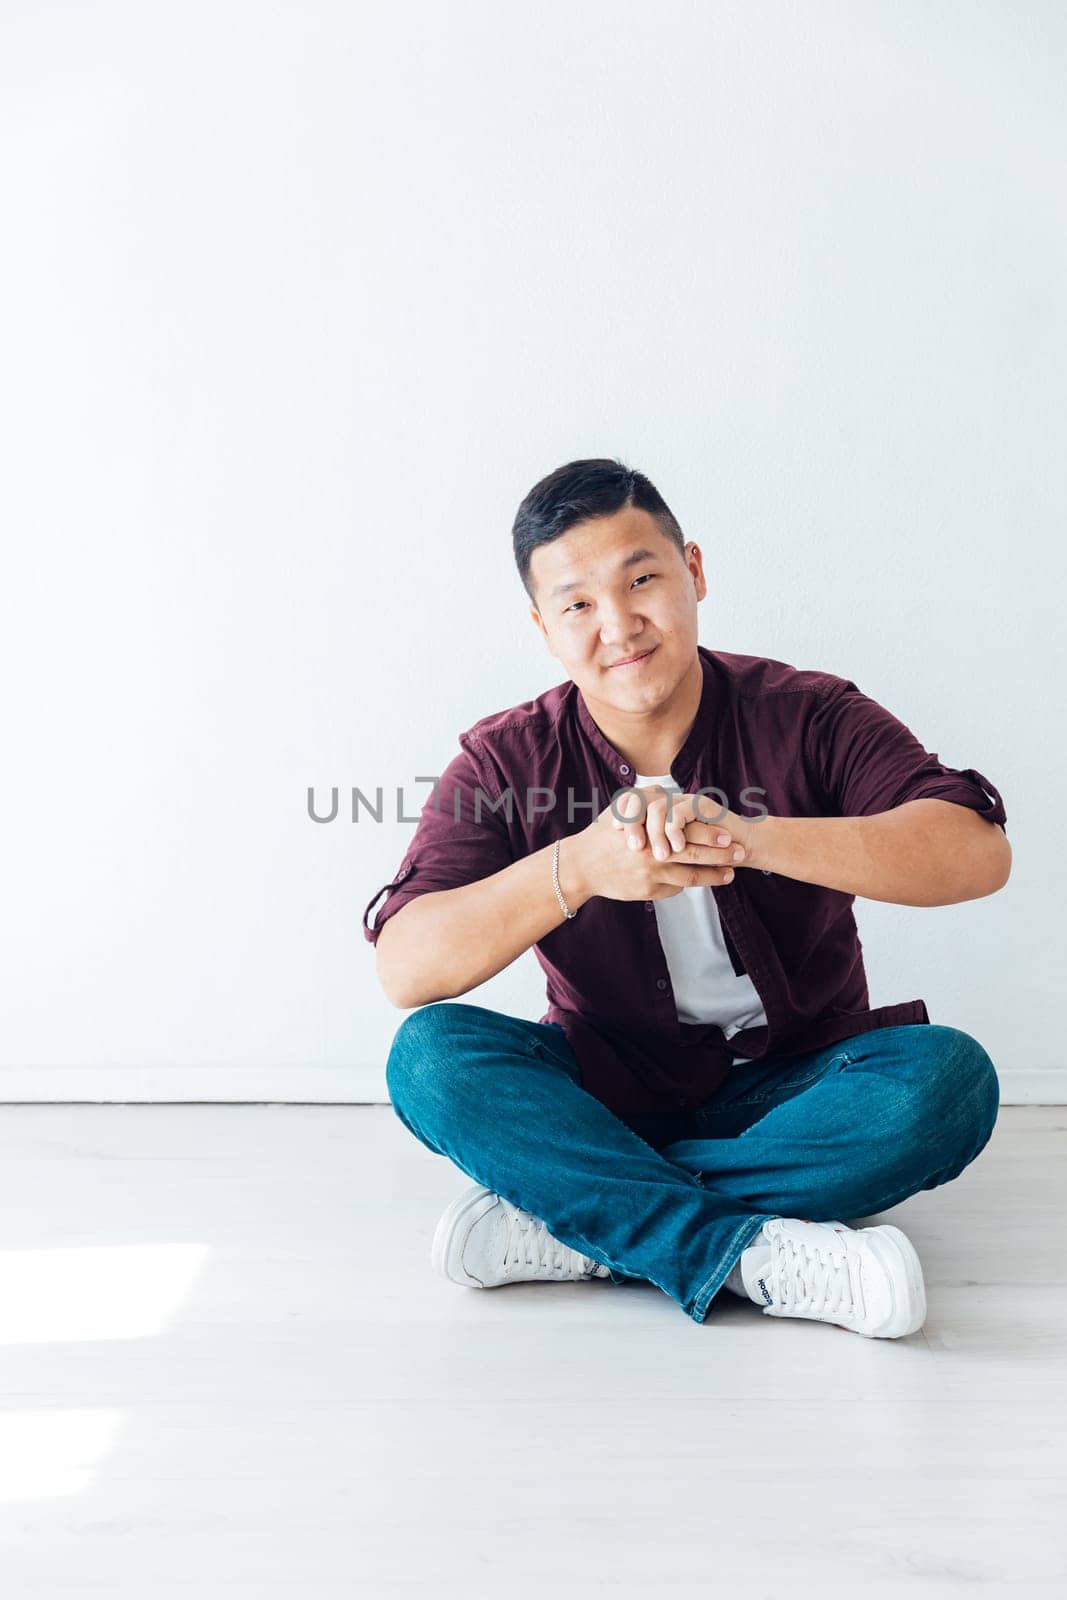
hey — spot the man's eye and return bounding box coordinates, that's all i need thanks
[564,574,655,614]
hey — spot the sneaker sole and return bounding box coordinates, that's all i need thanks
[861,1224,928,1337]
[431,1183,497,1287]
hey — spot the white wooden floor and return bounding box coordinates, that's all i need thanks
[0,1104,1063,1597]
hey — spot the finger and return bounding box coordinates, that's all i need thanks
[662,793,700,856]
[684,821,746,860]
[664,792,734,844]
[622,813,648,852]
[682,793,732,837]
[613,790,648,851]
[644,798,673,862]
[666,812,688,853]
[703,840,747,865]
[646,795,710,861]
[660,842,746,872]
[657,858,739,886]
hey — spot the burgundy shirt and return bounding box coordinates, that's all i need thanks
[362,646,1008,1119]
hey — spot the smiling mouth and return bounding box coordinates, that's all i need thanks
[608,648,657,669]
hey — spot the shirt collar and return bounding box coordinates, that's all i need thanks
[574,646,718,791]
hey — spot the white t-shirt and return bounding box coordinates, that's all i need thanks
[635,772,768,1064]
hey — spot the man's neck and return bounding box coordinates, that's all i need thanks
[582,652,704,778]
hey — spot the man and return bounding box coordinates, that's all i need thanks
[363,458,1010,1339]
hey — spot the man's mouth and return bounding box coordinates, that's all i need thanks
[607,647,657,669]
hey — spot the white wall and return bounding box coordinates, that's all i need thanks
[1,1,1062,1102]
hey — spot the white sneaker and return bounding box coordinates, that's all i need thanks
[724,1216,927,1338]
[431,1183,612,1289]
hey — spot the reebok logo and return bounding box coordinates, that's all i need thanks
[757,1277,773,1306]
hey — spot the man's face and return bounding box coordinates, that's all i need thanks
[527,507,707,708]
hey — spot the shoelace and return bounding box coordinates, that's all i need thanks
[504,1205,595,1278]
[771,1229,866,1320]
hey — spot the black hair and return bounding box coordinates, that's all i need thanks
[512,457,687,606]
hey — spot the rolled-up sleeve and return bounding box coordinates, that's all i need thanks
[361,735,516,946]
[803,678,1008,832]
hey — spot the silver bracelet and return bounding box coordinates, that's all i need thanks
[552,838,577,920]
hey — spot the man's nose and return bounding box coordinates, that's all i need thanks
[598,597,646,642]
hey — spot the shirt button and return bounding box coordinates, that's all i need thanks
[619,763,630,776]
[656,978,668,991]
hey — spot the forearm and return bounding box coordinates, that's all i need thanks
[376,836,594,1008]
[749,799,1012,907]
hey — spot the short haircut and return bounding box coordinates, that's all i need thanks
[512,457,686,605]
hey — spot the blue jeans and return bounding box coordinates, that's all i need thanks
[385,1003,1000,1324]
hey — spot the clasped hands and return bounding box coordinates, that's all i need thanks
[610,784,765,872]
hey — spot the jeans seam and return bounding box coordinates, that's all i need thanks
[726,1079,819,1107]
[714,1051,852,1111]
[688,1213,781,1323]
[530,1036,582,1087]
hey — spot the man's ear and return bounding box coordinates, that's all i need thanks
[686,542,708,601]
[529,604,548,645]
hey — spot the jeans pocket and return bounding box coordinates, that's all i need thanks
[698,1051,851,1120]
